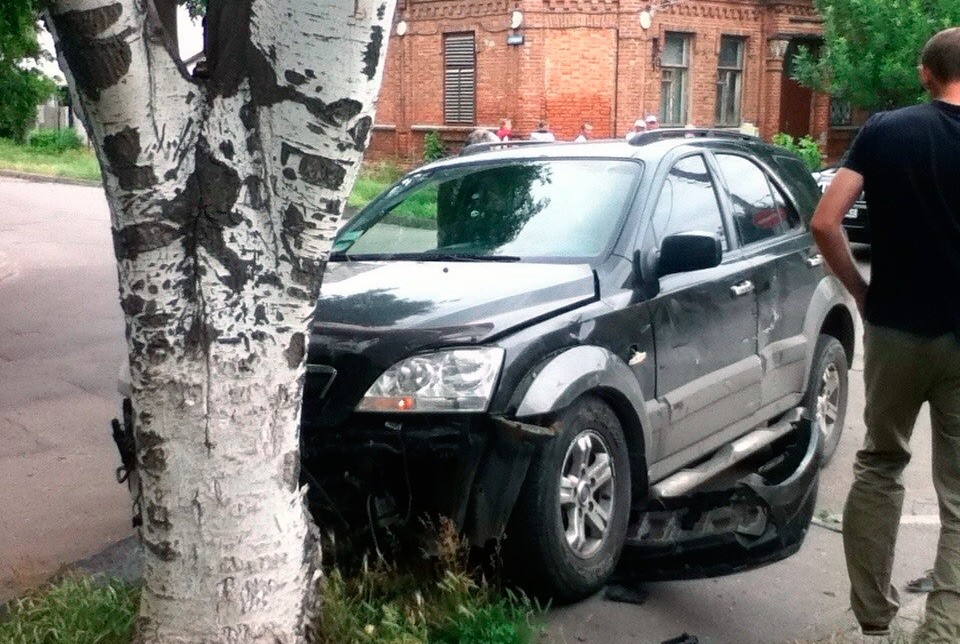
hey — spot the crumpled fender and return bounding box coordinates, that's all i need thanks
[511,345,654,458]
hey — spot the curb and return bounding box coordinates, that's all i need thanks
[0,168,101,188]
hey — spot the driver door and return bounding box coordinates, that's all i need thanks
[645,154,762,457]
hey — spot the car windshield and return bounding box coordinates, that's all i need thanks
[331,159,641,262]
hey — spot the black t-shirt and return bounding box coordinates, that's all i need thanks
[843,101,960,337]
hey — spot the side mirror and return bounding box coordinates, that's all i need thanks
[657,231,723,278]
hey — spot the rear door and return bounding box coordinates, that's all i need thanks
[644,153,762,457]
[711,151,820,409]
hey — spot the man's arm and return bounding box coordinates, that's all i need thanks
[810,168,868,313]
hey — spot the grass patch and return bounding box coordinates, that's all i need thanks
[347,161,407,213]
[0,575,138,644]
[1,521,540,643]
[0,138,101,182]
[314,519,542,643]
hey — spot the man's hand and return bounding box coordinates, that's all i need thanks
[811,168,869,315]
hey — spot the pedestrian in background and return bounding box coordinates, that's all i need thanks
[625,118,646,142]
[465,128,499,147]
[574,121,593,142]
[529,120,556,142]
[644,114,659,130]
[496,118,512,141]
[811,27,960,643]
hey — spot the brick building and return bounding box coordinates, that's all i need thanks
[368,0,860,161]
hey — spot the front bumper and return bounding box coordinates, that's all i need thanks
[842,203,870,244]
[301,413,549,548]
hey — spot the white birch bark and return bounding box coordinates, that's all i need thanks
[43,0,395,641]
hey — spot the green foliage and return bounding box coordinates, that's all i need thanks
[314,519,543,643]
[28,127,83,153]
[347,162,408,212]
[772,133,823,171]
[0,575,138,644]
[423,131,446,163]
[0,138,101,181]
[0,0,56,141]
[181,0,207,18]
[792,0,960,110]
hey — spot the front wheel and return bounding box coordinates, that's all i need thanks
[504,396,631,602]
[803,334,849,467]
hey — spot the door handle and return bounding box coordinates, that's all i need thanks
[805,254,824,267]
[730,280,754,297]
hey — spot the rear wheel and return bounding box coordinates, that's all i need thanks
[505,396,631,602]
[803,334,849,467]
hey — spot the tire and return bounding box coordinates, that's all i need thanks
[504,395,631,602]
[802,334,849,467]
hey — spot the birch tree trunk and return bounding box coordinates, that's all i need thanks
[43,0,394,640]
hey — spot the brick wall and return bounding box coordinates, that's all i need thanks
[367,0,832,161]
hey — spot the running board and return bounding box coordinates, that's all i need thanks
[651,408,803,499]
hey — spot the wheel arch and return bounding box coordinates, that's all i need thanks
[819,305,855,365]
[511,345,653,506]
[802,276,857,380]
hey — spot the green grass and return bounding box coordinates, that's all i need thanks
[347,161,407,212]
[0,144,408,213]
[315,520,542,643]
[0,575,138,644]
[0,138,101,182]
[1,522,540,644]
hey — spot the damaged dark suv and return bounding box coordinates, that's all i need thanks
[301,131,855,601]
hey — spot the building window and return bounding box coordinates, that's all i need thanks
[716,36,745,127]
[443,33,476,125]
[830,97,852,126]
[661,33,691,126]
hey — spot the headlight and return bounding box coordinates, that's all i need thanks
[357,348,505,413]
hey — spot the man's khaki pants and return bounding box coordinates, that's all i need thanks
[843,323,960,642]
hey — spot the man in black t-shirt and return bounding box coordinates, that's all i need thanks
[811,28,960,643]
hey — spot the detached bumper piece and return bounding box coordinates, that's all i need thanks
[619,414,821,580]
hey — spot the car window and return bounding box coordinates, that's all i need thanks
[334,160,641,261]
[773,154,821,221]
[715,153,790,245]
[769,178,801,229]
[651,154,728,250]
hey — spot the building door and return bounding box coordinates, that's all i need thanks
[778,40,814,138]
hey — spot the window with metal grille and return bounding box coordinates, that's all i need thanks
[716,36,745,127]
[660,33,691,126]
[830,98,852,126]
[444,33,476,125]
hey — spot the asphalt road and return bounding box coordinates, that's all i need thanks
[0,179,942,642]
[0,177,130,601]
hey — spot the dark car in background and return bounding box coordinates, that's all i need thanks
[814,165,870,243]
[300,131,856,601]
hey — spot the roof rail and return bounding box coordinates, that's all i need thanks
[628,128,760,146]
[459,140,557,156]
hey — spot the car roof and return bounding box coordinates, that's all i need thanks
[422,129,782,171]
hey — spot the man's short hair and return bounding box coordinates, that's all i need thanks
[921,27,960,83]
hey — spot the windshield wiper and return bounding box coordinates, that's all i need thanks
[420,252,521,262]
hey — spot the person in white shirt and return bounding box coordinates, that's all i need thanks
[625,118,646,142]
[529,120,556,142]
[573,122,594,142]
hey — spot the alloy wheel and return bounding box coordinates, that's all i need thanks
[816,363,841,445]
[558,430,616,559]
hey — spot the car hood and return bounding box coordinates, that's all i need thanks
[311,260,596,343]
[304,261,597,426]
